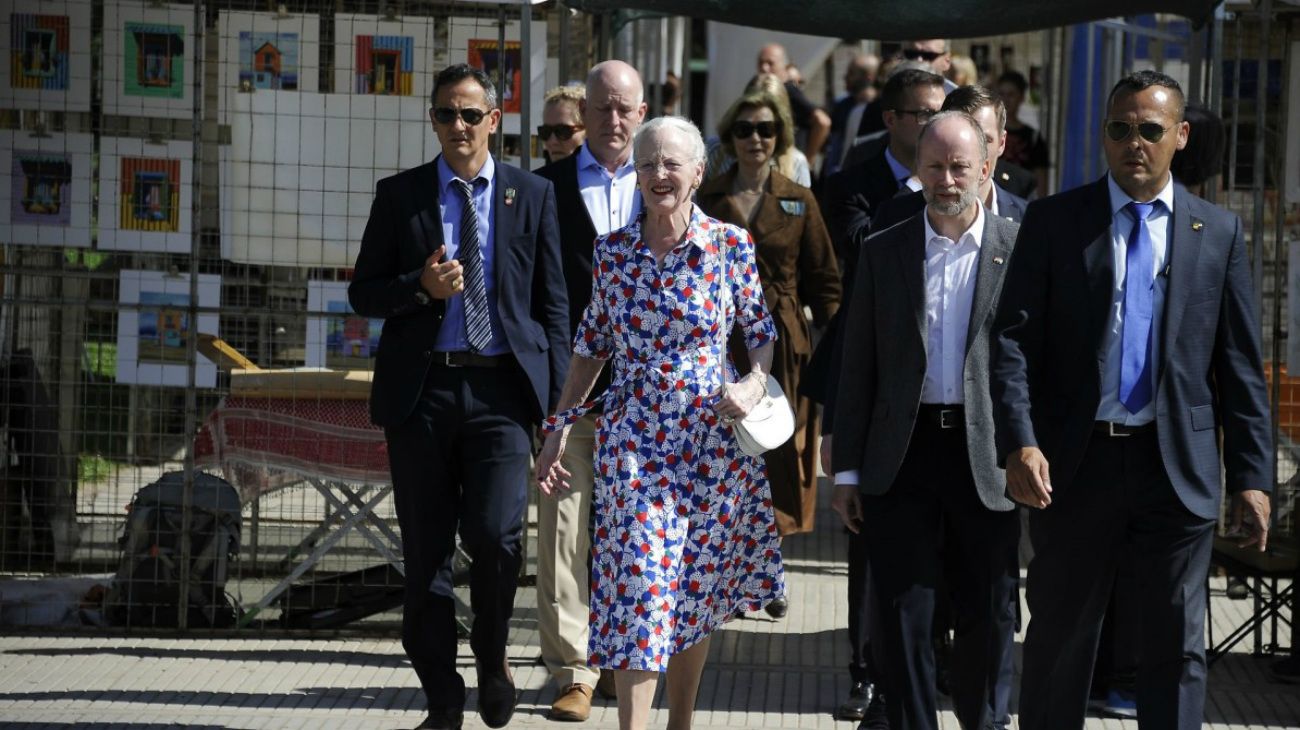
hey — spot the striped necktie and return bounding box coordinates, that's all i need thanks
[453,179,492,352]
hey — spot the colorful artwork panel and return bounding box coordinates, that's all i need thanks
[354,35,413,95]
[119,157,181,232]
[239,31,299,90]
[10,14,69,90]
[123,21,185,98]
[10,150,72,225]
[467,39,522,113]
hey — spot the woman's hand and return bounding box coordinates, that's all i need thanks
[535,430,572,497]
[716,373,768,424]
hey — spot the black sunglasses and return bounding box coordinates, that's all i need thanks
[730,120,779,139]
[902,48,944,62]
[537,123,584,141]
[432,107,489,126]
[1104,120,1173,144]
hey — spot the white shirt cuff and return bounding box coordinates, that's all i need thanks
[834,470,860,486]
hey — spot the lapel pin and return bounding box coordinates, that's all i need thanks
[993,256,1005,265]
[1000,172,1010,181]
[1191,220,1203,231]
[504,187,516,206]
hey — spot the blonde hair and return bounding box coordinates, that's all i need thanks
[947,54,978,87]
[543,85,585,116]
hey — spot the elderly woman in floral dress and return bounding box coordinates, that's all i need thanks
[535,116,785,730]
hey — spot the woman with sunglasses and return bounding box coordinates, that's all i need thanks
[539,85,586,163]
[697,91,841,614]
[704,74,812,188]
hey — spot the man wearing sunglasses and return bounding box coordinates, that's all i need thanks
[900,40,956,93]
[993,70,1272,730]
[350,63,568,730]
[532,58,646,723]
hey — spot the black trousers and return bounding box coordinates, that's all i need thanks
[1019,429,1215,730]
[383,363,534,713]
[861,420,1020,730]
[847,526,881,685]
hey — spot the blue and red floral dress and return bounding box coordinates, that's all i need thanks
[546,207,786,672]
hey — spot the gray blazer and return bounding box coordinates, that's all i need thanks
[831,209,1019,511]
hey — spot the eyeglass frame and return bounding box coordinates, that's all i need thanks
[1103,119,1177,144]
[890,108,938,122]
[730,120,780,140]
[432,106,491,126]
[536,123,585,141]
[901,48,945,62]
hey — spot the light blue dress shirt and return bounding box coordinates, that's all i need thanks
[575,143,641,236]
[884,147,912,189]
[433,154,509,356]
[1096,173,1175,425]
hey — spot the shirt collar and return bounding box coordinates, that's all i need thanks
[986,185,1000,216]
[923,201,985,250]
[438,153,495,194]
[884,147,912,187]
[578,142,635,176]
[1106,172,1174,219]
[626,205,714,255]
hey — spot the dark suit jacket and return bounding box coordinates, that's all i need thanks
[994,159,1037,200]
[533,152,613,403]
[832,210,1020,511]
[991,176,1273,520]
[349,157,570,427]
[871,184,1028,233]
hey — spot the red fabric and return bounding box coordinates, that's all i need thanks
[194,397,389,501]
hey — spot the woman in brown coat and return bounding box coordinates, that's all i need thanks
[697,89,841,558]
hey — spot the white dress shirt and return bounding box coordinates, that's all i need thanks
[575,143,641,236]
[1095,174,1174,426]
[835,204,985,487]
[921,203,984,404]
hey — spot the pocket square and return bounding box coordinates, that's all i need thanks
[779,199,805,216]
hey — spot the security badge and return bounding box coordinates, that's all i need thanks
[504,187,517,206]
[779,199,805,216]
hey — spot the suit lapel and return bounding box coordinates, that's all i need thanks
[897,214,928,345]
[1079,178,1116,366]
[492,160,515,294]
[965,216,1012,355]
[408,162,444,256]
[1159,186,1202,385]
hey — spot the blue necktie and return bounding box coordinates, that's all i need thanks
[453,179,492,352]
[1120,200,1157,413]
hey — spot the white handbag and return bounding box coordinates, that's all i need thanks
[732,373,795,457]
[717,230,796,457]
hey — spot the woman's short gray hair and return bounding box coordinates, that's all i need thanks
[633,116,706,164]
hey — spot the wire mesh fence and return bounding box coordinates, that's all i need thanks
[0,1,1295,640]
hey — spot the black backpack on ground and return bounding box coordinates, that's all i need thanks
[106,471,242,628]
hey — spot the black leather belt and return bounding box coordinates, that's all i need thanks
[430,351,508,368]
[1093,420,1155,437]
[918,404,964,430]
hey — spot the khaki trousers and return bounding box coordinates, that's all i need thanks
[536,413,600,688]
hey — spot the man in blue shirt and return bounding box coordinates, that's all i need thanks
[350,63,568,730]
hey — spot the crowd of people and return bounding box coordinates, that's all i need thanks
[348,38,1274,730]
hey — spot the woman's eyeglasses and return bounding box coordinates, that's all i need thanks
[730,121,778,140]
[432,107,488,126]
[1104,120,1173,144]
[536,124,584,141]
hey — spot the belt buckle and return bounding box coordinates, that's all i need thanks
[1107,421,1129,437]
[939,409,959,429]
[434,352,462,368]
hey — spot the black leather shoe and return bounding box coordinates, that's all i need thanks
[858,692,889,730]
[764,596,789,618]
[414,708,464,729]
[476,660,517,729]
[837,681,874,721]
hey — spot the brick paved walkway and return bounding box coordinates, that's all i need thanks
[0,482,1295,729]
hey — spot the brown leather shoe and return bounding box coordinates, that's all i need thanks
[549,683,594,721]
[594,670,617,700]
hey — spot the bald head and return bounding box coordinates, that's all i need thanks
[583,60,648,169]
[845,53,879,97]
[757,44,790,80]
